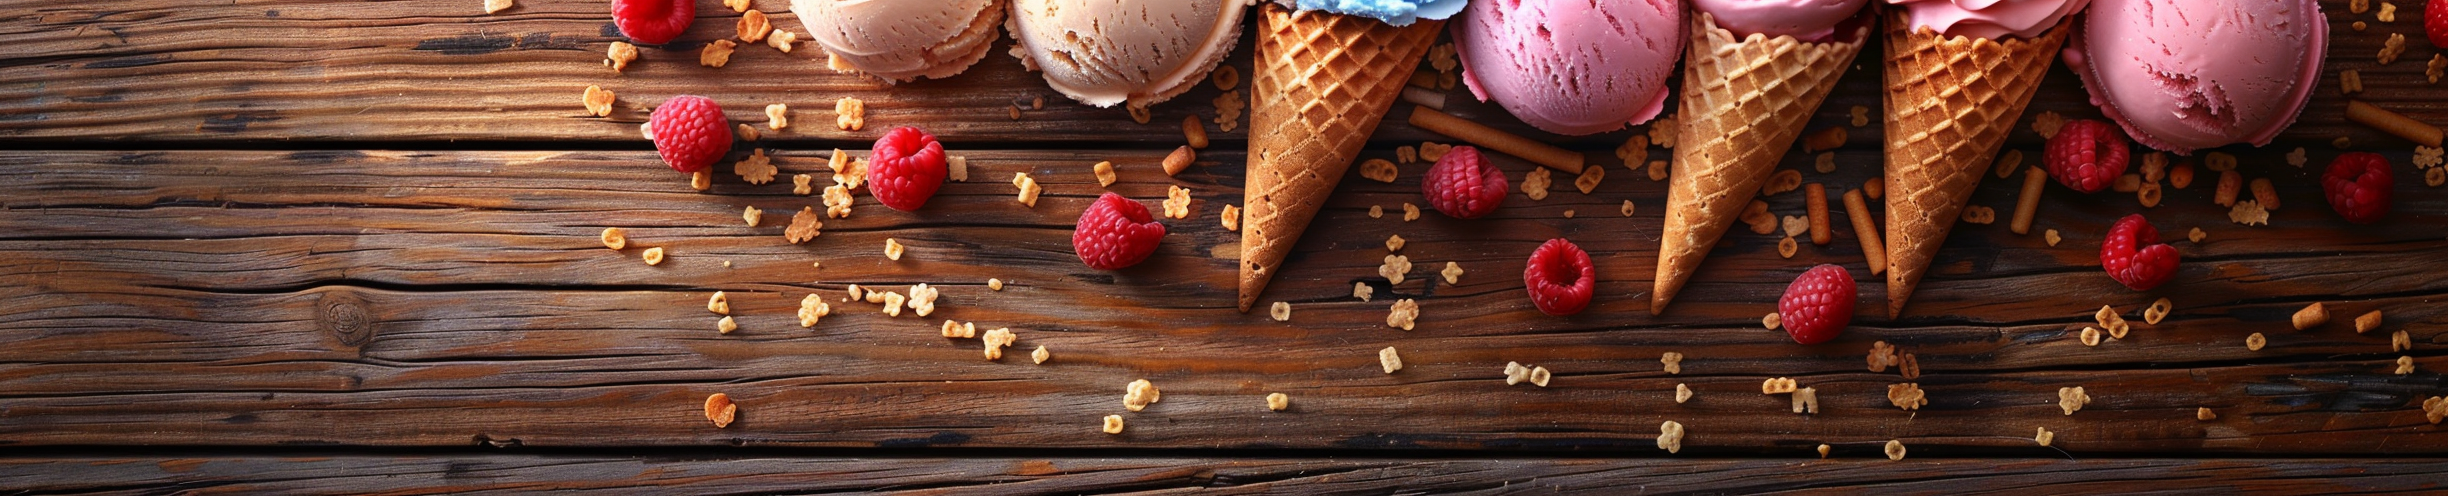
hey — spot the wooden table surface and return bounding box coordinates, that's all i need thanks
[5,0,2446,493]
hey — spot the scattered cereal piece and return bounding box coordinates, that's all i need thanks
[796,294,829,328]
[2079,326,2102,346]
[2246,332,2267,351]
[2352,0,2370,13]
[1384,234,1407,252]
[2380,1,2398,22]
[907,283,939,317]
[792,173,814,195]
[1885,440,1906,461]
[2392,330,2411,352]
[2058,386,2090,415]
[2419,146,2445,168]
[1126,105,1151,124]
[785,207,823,243]
[2113,174,2141,193]
[1384,298,1423,331]
[2045,229,2062,246]
[1762,169,1803,196]
[1888,383,1928,410]
[1091,160,1118,187]
[1867,341,1898,372]
[940,319,976,338]
[601,227,628,250]
[1575,166,1606,194]
[1782,215,1810,238]
[1020,345,1043,365]
[1762,312,1783,330]
[1622,200,1636,217]
[1359,158,1398,183]
[1776,236,1798,258]
[1119,379,1162,411]
[1742,200,1776,234]
[1675,384,1693,403]
[734,149,776,184]
[1441,261,1463,285]
[1163,146,1196,176]
[2185,227,2206,243]
[1851,105,1870,127]
[1819,444,1833,458]
[605,41,638,72]
[1419,142,1452,161]
[1658,421,1686,453]
[2249,178,2280,210]
[690,170,712,191]
[982,328,1016,360]
[2032,111,2065,139]
[1379,346,1403,374]
[2356,310,2383,334]
[2429,168,2447,187]
[2035,427,2054,446]
[823,185,855,218]
[581,85,615,117]
[2343,69,2365,95]
[2198,407,2217,421]
[1353,282,1374,302]
[707,291,731,315]
[1899,353,1921,379]
[1012,172,1042,207]
[1163,185,1191,219]
[1762,377,1798,394]
[1994,149,2024,178]
[2145,297,2172,325]
[1792,387,1819,414]
[1270,301,1292,322]
[721,0,749,11]
[2381,34,2407,65]
[1368,205,1384,219]
[881,291,907,317]
[2229,200,2269,226]
[2293,302,2329,330]
[642,247,666,265]
[736,9,771,42]
[1660,352,1683,374]
[2170,161,2195,188]
[1263,392,1290,411]
[1648,160,1670,181]
[700,39,737,68]
[485,0,514,14]
[2336,136,2356,149]
[766,29,797,52]
[1529,366,1552,387]
[847,284,866,302]
[1380,255,1412,285]
[1503,361,1531,385]
[2137,182,2162,208]
[736,123,760,142]
[1522,167,1553,200]
[1102,414,1125,434]
[2095,305,2131,339]
[1815,152,1837,174]
[835,96,866,131]
[2397,356,2415,375]
[1648,116,1680,148]
[1402,203,1421,221]
[704,393,736,428]
[2428,397,2448,424]
[864,287,885,304]
[1221,204,1242,232]
[716,315,738,334]
[2430,54,2447,83]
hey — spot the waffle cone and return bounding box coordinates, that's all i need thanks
[1236,4,1442,312]
[1880,10,2070,318]
[1652,12,1868,315]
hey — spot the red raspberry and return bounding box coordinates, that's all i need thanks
[1072,192,1167,270]
[2100,214,2179,291]
[2321,152,2394,224]
[1522,238,1596,316]
[1777,264,1856,345]
[647,95,731,173]
[2428,0,2448,49]
[1420,146,1508,219]
[867,127,949,211]
[2043,119,2131,193]
[611,0,694,45]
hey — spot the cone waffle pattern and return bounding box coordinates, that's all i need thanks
[1881,10,2070,317]
[1235,4,1441,312]
[1652,12,1867,314]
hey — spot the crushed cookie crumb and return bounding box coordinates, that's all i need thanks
[1868,341,1897,372]
[1122,379,1160,411]
[1386,298,1419,331]
[1270,301,1292,322]
[699,39,737,68]
[1353,282,1374,302]
[2186,227,2205,243]
[1819,444,1832,458]
[2045,229,2062,246]
[642,247,665,265]
[704,393,736,428]
[766,29,797,52]
[1504,361,1531,385]
[835,96,865,131]
[1368,205,1384,219]
[981,328,1015,360]
[884,238,905,261]
[2198,407,2217,421]
[2059,386,2090,415]
[601,227,628,250]
[2230,200,2269,226]
[1658,421,1685,453]
[1385,235,1406,252]
[1675,383,1693,403]
[1379,346,1403,374]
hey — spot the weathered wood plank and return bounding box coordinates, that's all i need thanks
[1,150,2443,453]
[0,0,2439,151]
[5,455,2448,495]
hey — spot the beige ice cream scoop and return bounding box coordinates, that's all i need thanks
[791,0,1006,83]
[1005,0,1253,109]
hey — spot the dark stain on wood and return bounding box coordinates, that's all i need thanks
[83,54,168,69]
[876,431,973,449]
[413,32,579,56]
[199,111,278,134]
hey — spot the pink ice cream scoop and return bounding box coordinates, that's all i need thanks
[2062,0,2325,155]
[1691,0,1869,42]
[1885,0,2089,39]
[1451,0,1685,136]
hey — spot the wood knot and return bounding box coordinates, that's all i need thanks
[317,291,372,347]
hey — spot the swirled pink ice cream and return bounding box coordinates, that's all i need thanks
[1692,0,1869,42]
[1884,0,2090,39]
[1451,0,1685,136]
[2061,0,2324,154]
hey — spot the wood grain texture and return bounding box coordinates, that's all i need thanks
[0,0,2440,150]
[2,149,2443,454]
[6,455,2448,495]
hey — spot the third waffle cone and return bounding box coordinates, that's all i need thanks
[1653,12,1868,314]
[1236,4,1442,312]
[1881,10,2070,318]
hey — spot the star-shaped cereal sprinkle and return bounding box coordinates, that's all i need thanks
[2228,200,2269,226]
[735,148,776,184]
[781,206,823,243]
[700,39,737,68]
[2059,386,2091,415]
[582,85,615,117]
[1522,167,1552,200]
[1387,298,1419,331]
[1380,255,1411,285]
[1440,261,1463,284]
